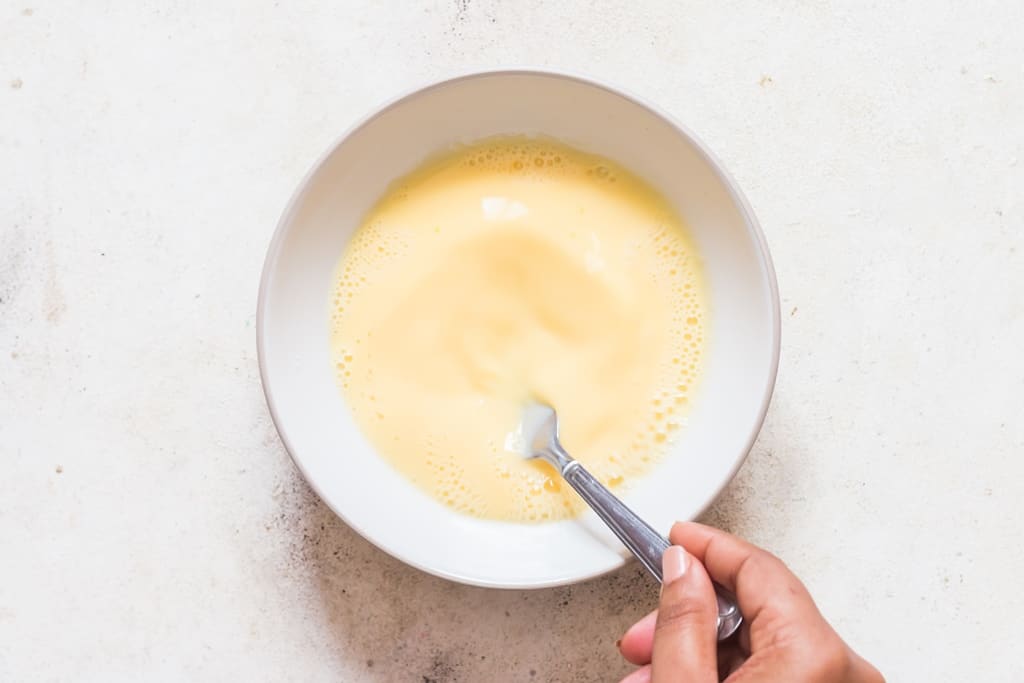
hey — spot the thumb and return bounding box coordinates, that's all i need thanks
[651,546,719,683]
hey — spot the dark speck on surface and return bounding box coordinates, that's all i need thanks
[55,465,63,474]
[22,7,33,15]
[10,78,23,90]
[424,651,456,682]
[366,659,373,668]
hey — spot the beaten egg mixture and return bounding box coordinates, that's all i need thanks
[329,137,706,522]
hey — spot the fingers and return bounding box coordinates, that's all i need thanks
[670,522,818,625]
[619,524,848,681]
[624,523,885,682]
[651,546,718,683]
[619,607,753,669]
[619,609,657,665]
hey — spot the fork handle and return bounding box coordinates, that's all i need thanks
[560,458,743,641]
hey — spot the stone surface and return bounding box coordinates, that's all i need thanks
[2,1,1022,681]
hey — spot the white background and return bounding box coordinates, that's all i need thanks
[2,1,1022,681]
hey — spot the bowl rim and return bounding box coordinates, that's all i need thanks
[256,67,782,589]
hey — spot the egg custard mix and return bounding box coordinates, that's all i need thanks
[329,138,706,522]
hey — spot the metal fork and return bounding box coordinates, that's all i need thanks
[519,401,742,641]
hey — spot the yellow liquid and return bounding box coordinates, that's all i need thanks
[330,138,706,522]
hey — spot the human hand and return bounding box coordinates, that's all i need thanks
[617,522,884,682]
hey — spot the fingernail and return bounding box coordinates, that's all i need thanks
[662,545,689,584]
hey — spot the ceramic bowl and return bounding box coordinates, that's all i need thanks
[257,70,780,588]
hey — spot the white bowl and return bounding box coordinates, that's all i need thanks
[258,70,780,589]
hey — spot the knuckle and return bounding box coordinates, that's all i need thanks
[732,548,785,585]
[655,595,711,633]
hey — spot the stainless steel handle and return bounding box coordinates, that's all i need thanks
[559,457,742,641]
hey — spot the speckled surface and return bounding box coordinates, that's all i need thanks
[2,2,1023,681]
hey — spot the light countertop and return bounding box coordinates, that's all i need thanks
[2,2,1022,681]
